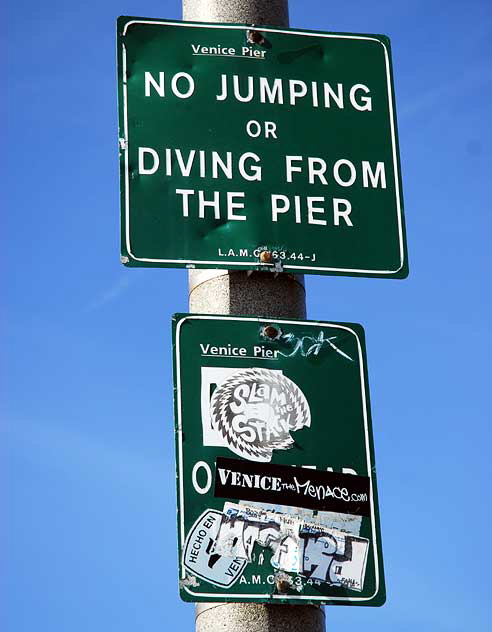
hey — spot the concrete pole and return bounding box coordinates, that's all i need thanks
[183,1,324,630]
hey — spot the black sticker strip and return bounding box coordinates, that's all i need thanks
[214,456,371,516]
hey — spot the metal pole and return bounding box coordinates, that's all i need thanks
[182,1,325,630]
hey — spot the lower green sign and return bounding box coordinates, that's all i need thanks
[172,314,385,605]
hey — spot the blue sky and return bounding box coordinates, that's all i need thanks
[3,1,491,630]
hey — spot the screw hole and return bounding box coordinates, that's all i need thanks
[247,29,265,45]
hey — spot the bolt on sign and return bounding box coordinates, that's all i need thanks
[117,17,408,278]
[172,314,385,605]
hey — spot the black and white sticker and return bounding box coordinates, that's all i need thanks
[214,456,371,516]
[202,367,311,462]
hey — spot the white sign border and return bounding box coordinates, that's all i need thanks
[175,314,382,603]
[120,19,405,276]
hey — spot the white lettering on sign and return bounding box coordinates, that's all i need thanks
[198,343,279,359]
[191,44,236,56]
[144,71,165,97]
[175,189,194,217]
[188,43,267,59]
[241,46,266,58]
[246,120,277,139]
[333,199,353,227]
[285,156,303,183]
[138,147,385,187]
[289,79,308,105]
[308,157,328,185]
[144,71,195,99]
[211,152,232,179]
[333,159,357,187]
[362,161,387,189]
[217,467,282,492]
[349,84,372,111]
[214,75,372,111]
[139,148,263,182]
[227,192,247,221]
[200,343,247,356]
[138,147,160,175]
[198,190,220,219]
[285,156,385,189]
[176,189,249,221]
[271,195,352,227]
[136,148,386,229]
[192,461,212,494]
[259,77,283,103]
[307,197,327,226]
[238,153,262,181]
[324,83,344,108]
[171,72,195,99]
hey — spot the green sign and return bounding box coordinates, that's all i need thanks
[118,18,407,278]
[172,314,385,605]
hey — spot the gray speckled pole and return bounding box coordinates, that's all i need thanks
[182,0,289,26]
[183,1,323,631]
[184,0,306,322]
[195,602,325,631]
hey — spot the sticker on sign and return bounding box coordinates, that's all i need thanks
[118,18,408,277]
[182,509,246,588]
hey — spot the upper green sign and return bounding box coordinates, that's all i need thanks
[172,314,385,605]
[118,17,407,277]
